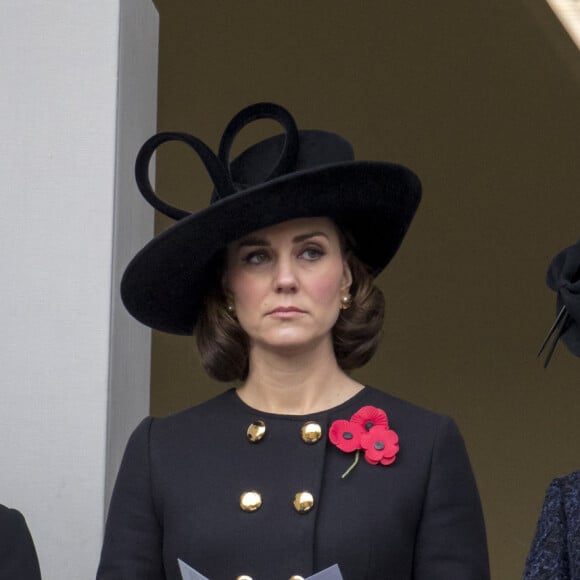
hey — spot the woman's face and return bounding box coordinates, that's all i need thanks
[224,217,352,353]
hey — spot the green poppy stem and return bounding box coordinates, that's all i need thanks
[341,449,360,479]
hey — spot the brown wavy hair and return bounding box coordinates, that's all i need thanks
[196,230,385,382]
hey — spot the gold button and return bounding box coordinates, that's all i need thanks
[240,491,262,512]
[293,491,314,513]
[300,421,322,444]
[289,576,305,580]
[247,420,266,442]
[237,576,253,580]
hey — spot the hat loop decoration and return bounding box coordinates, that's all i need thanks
[538,239,580,367]
[135,132,235,221]
[217,102,300,193]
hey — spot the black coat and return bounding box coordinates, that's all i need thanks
[98,386,489,579]
[0,505,42,580]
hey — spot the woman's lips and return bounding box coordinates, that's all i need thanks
[267,306,306,318]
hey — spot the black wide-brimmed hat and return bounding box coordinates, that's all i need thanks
[121,103,422,334]
[538,239,580,367]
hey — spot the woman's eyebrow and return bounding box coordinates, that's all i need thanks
[237,231,329,248]
[292,231,329,243]
[237,237,270,248]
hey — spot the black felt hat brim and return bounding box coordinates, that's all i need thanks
[121,160,421,335]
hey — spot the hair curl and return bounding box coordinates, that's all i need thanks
[196,242,385,382]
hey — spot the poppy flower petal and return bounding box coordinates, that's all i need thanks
[329,420,362,452]
[360,425,400,465]
[351,405,388,431]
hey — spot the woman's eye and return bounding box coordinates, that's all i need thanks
[301,247,324,261]
[243,251,269,265]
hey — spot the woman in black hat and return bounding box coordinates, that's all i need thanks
[524,239,580,579]
[97,103,489,580]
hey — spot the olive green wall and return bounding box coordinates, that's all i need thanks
[148,1,580,577]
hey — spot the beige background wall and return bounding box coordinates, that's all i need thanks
[147,1,580,577]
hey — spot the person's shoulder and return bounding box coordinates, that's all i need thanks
[551,470,580,490]
[361,385,448,425]
[0,505,36,553]
[146,389,239,435]
[548,470,580,515]
[358,385,463,451]
[0,504,26,528]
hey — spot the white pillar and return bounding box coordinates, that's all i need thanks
[0,2,158,578]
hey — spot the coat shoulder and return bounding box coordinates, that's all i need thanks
[361,385,451,433]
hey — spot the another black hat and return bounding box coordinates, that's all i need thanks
[121,103,422,334]
[538,239,580,367]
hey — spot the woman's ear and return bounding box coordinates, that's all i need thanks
[341,260,353,292]
[222,275,236,316]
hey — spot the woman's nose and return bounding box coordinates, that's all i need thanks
[273,257,298,293]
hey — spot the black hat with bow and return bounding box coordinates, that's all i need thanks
[121,102,422,334]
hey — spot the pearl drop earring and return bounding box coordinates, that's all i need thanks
[340,293,353,310]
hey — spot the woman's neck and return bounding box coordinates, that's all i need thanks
[236,338,363,415]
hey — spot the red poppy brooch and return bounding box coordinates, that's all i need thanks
[329,405,399,478]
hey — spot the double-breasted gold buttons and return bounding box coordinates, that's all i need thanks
[240,491,262,512]
[239,491,316,514]
[300,421,322,444]
[246,420,266,442]
[242,421,320,518]
[293,491,314,513]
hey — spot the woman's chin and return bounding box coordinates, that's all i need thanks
[254,331,330,355]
